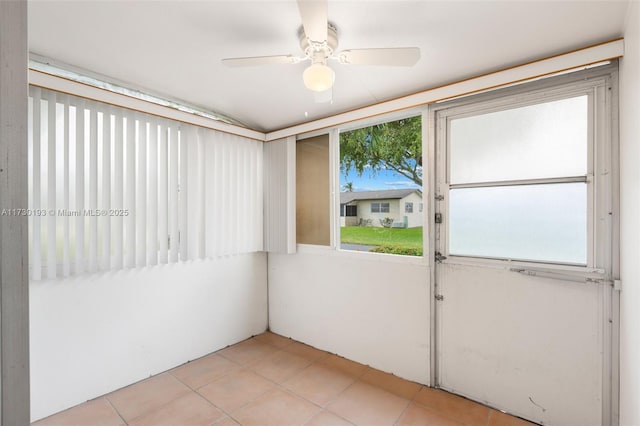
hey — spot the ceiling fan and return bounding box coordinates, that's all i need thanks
[221,0,420,102]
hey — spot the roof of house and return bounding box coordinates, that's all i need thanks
[340,189,421,205]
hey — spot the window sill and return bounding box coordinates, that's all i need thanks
[296,244,429,266]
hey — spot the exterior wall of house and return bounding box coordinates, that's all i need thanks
[356,198,401,227]
[30,253,268,421]
[340,203,359,227]
[620,2,640,424]
[347,193,423,228]
[399,192,424,228]
[343,216,358,226]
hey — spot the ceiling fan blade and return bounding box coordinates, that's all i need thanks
[297,0,328,42]
[338,48,420,66]
[222,55,301,67]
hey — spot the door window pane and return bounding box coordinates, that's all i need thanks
[449,183,587,264]
[450,96,588,184]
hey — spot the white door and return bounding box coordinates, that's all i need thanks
[432,70,617,426]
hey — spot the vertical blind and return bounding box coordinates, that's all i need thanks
[263,137,296,254]
[27,86,263,280]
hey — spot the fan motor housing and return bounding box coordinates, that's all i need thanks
[299,23,338,59]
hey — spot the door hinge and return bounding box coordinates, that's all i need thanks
[434,213,442,224]
[614,279,622,291]
[434,251,447,263]
[435,194,445,201]
[435,294,444,301]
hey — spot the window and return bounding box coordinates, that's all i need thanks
[297,134,330,245]
[27,86,263,280]
[444,94,592,265]
[345,205,358,217]
[339,115,423,256]
[371,202,390,213]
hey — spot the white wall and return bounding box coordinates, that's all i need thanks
[30,252,268,421]
[357,198,401,227]
[268,247,430,384]
[400,192,423,228]
[619,2,640,425]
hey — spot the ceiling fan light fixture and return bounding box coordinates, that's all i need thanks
[303,63,335,92]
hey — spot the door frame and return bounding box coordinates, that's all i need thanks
[426,63,620,425]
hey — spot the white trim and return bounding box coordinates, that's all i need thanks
[285,136,297,254]
[424,107,438,387]
[607,67,620,426]
[298,243,429,266]
[29,40,623,146]
[329,129,340,249]
[266,39,623,141]
[28,70,267,142]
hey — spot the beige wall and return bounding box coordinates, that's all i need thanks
[296,134,330,245]
[357,198,401,227]
[353,193,422,228]
[400,192,423,228]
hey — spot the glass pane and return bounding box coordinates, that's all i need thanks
[450,96,588,184]
[339,116,423,256]
[449,183,587,264]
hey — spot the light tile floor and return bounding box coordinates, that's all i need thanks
[33,332,536,426]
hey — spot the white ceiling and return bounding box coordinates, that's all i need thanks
[28,0,630,132]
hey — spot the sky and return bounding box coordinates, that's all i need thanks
[340,166,420,192]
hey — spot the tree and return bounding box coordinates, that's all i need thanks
[340,116,422,187]
[342,182,354,192]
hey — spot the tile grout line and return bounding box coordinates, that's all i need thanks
[246,351,315,385]
[188,369,273,422]
[104,395,129,426]
[212,341,360,423]
[101,345,251,425]
[181,338,294,419]
[36,332,530,426]
[216,336,288,367]
[392,397,413,426]
[242,361,361,426]
[411,393,489,426]
[485,408,494,426]
[189,388,242,425]
[193,356,315,423]
[117,374,193,425]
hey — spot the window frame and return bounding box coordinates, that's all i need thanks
[327,108,428,261]
[371,202,390,214]
[446,93,592,266]
[430,67,617,274]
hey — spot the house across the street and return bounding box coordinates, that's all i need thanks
[340,189,422,228]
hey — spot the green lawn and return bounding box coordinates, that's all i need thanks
[340,226,423,249]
